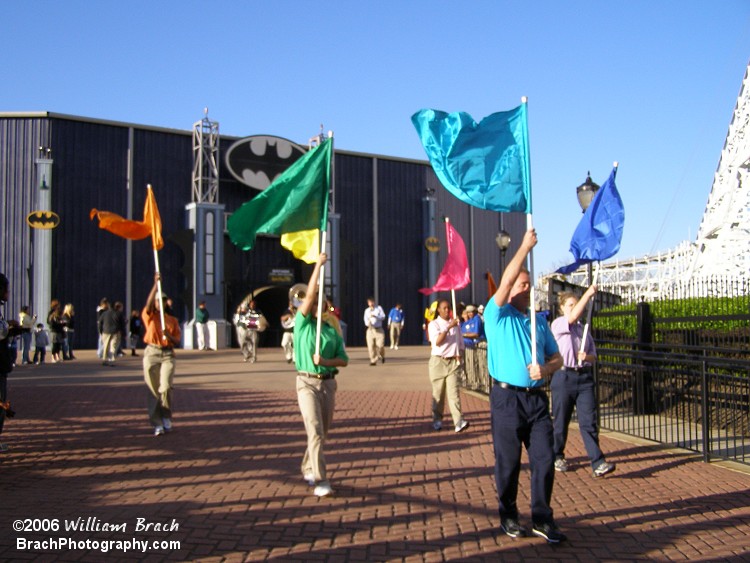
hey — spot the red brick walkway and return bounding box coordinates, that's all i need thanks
[1,347,748,561]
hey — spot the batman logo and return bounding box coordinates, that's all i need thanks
[26,210,60,229]
[225,135,306,191]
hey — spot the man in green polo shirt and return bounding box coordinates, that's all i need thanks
[294,253,348,497]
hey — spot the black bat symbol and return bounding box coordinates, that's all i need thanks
[225,135,306,190]
[27,210,60,229]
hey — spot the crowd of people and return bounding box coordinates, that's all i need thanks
[0,229,615,542]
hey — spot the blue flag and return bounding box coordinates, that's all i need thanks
[411,105,532,213]
[557,168,624,274]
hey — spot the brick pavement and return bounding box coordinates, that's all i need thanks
[0,346,748,562]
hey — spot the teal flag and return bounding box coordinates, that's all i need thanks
[227,137,332,250]
[411,105,531,213]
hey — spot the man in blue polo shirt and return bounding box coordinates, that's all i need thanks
[484,229,565,544]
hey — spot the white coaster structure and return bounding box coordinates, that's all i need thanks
[562,61,750,302]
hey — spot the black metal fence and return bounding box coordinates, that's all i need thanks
[593,297,750,466]
[460,278,750,466]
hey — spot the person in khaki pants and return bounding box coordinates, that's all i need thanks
[141,273,181,437]
[427,299,469,433]
[363,297,386,366]
[294,253,348,497]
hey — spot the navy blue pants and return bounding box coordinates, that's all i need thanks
[490,383,555,525]
[551,368,604,468]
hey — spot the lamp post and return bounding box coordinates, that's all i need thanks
[495,229,511,272]
[576,172,600,284]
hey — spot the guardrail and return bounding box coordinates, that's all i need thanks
[461,342,750,466]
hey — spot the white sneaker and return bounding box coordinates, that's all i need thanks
[162,418,173,432]
[455,420,469,433]
[303,472,315,486]
[432,420,443,431]
[154,426,165,436]
[313,482,333,497]
[395,345,399,350]
[389,345,394,349]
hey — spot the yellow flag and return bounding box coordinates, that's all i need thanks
[280,229,319,263]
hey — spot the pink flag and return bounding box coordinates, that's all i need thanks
[419,219,471,294]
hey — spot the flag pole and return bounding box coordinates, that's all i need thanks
[445,217,458,314]
[314,132,333,357]
[577,159,616,365]
[147,184,167,335]
[578,262,601,366]
[521,96,538,366]
[315,231,328,357]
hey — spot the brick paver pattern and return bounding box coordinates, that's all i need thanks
[1,347,748,562]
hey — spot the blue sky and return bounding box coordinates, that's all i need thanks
[4,1,749,276]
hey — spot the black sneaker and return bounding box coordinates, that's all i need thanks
[593,461,616,477]
[531,521,567,543]
[500,517,526,538]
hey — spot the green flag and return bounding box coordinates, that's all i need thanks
[227,137,332,250]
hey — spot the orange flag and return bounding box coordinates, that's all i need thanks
[487,271,497,300]
[90,186,164,250]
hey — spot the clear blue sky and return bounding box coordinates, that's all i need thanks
[5,1,749,276]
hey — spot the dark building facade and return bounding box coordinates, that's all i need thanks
[0,112,526,349]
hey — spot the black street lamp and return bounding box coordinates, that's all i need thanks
[576,172,600,284]
[576,172,600,212]
[495,229,511,272]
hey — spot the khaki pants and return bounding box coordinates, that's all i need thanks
[366,327,385,363]
[296,375,337,484]
[143,345,176,428]
[195,322,209,350]
[102,332,121,363]
[428,355,464,426]
[389,324,402,348]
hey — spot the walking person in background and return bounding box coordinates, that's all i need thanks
[194,301,210,351]
[18,305,35,365]
[551,286,615,478]
[388,303,404,350]
[280,301,296,364]
[142,272,181,436]
[129,309,143,356]
[427,299,469,433]
[483,229,566,544]
[233,304,250,361]
[47,300,66,363]
[61,303,76,360]
[33,324,49,364]
[363,297,386,366]
[99,300,122,366]
[294,253,348,497]
[96,299,109,359]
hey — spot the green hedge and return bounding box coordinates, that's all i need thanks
[595,295,750,339]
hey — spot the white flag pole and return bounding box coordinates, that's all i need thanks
[527,213,537,365]
[314,230,327,357]
[147,184,166,335]
[578,262,601,366]
[444,217,458,315]
[520,96,538,367]
[577,161,616,366]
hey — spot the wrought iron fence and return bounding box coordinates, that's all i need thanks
[595,342,750,465]
[461,276,750,466]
